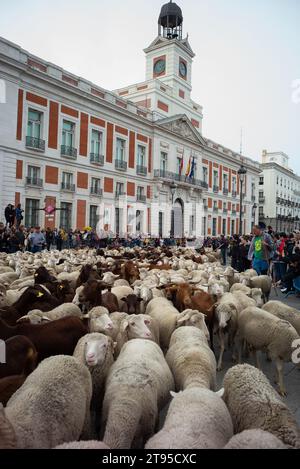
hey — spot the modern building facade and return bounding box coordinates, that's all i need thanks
[0,1,260,237]
[259,150,300,232]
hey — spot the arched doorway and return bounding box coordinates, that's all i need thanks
[172,198,184,239]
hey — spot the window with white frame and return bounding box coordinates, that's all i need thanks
[89,205,99,229]
[91,177,101,193]
[91,129,102,156]
[25,199,40,227]
[202,166,208,183]
[62,121,75,148]
[232,177,237,191]
[27,166,41,180]
[60,202,72,230]
[62,172,73,185]
[137,145,146,167]
[137,186,144,198]
[116,182,124,195]
[116,138,126,161]
[213,170,218,187]
[223,173,228,190]
[160,152,167,174]
[27,110,42,139]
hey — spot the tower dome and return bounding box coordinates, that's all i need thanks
[158,1,183,40]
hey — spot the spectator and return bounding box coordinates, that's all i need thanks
[280,254,300,294]
[219,234,228,265]
[248,224,274,275]
[45,227,54,251]
[28,226,46,253]
[15,203,24,228]
[238,236,251,272]
[229,235,240,270]
[4,204,15,228]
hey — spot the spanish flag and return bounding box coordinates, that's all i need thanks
[185,156,191,177]
[179,157,184,176]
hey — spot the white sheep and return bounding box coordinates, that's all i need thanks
[108,312,160,356]
[113,279,130,287]
[73,333,115,436]
[236,306,299,396]
[243,275,272,303]
[145,388,233,449]
[17,303,82,324]
[146,298,209,351]
[83,306,113,333]
[1,355,92,448]
[215,292,240,370]
[57,271,80,288]
[230,283,251,295]
[222,364,300,447]
[102,339,174,449]
[263,300,300,335]
[166,327,215,391]
[111,285,134,309]
[224,429,287,449]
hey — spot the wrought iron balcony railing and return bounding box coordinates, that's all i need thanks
[61,145,77,159]
[115,160,127,171]
[61,182,75,192]
[136,165,147,176]
[26,177,43,187]
[26,136,45,151]
[90,153,104,165]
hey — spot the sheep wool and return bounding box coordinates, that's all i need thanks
[102,339,174,449]
[4,355,92,449]
[145,388,233,449]
[224,429,287,449]
[166,327,216,391]
[223,364,300,448]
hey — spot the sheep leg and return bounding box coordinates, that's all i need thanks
[253,350,261,370]
[217,329,225,371]
[275,358,287,397]
[209,322,214,352]
[238,338,243,364]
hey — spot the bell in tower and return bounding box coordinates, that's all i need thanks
[158,1,183,40]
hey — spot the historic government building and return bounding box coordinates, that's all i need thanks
[0,1,260,237]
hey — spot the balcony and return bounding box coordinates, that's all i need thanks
[213,206,218,213]
[90,187,103,197]
[26,136,45,152]
[258,196,265,203]
[115,160,127,171]
[136,194,146,203]
[90,153,104,165]
[115,191,126,199]
[232,191,237,198]
[136,165,147,176]
[61,145,77,160]
[25,177,43,188]
[223,208,228,214]
[223,188,229,195]
[213,185,219,193]
[259,213,265,218]
[153,170,206,190]
[61,182,75,192]
[203,204,208,210]
[232,209,236,215]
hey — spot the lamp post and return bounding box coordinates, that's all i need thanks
[252,203,257,230]
[170,181,177,238]
[238,164,247,236]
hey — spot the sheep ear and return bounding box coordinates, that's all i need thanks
[42,316,51,322]
[82,313,90,319]
[121,320,129,332]
[16,316,28,323]
[120,297,127,302]
[176,315,188,325]
[113,342,117,349]
[170,391,177,398]
[216,388,225,398]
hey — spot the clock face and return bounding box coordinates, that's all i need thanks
[154,59,166,75]
[179,61,187,78]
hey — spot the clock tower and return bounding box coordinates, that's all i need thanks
[114,1,203,131]
[145,0,194,100]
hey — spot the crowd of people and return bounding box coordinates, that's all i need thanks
[2,203,300,294]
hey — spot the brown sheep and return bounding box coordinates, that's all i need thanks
[0,375,27,406]
[0,316,87,362]
[79,280,119,313]
[0,336,38,379]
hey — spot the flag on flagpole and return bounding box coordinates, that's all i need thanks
[179,157,184,176]
[189,157,196,179]
[185,156,191,177]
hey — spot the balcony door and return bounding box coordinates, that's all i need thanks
[173,198,184,239]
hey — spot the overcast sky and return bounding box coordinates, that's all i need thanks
[1,0,299,171]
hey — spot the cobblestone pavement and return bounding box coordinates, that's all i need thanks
[216,287,300,426]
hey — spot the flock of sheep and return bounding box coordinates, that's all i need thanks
[0,245,299,449]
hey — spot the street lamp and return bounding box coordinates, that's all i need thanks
[238,164,247,236]
[170,181,177,238]
[252,203,257,230]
